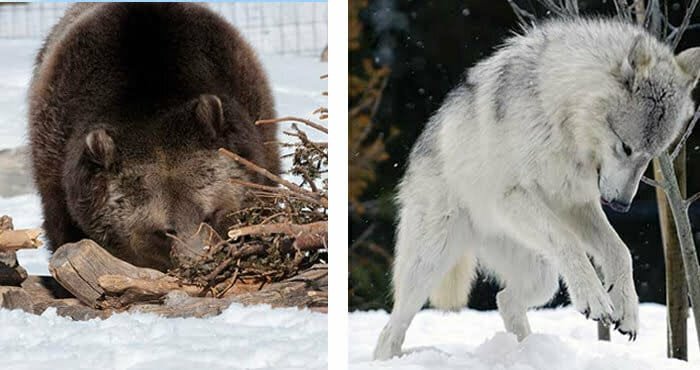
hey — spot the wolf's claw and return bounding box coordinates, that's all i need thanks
[618,328,637,341]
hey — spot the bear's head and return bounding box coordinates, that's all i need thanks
[63,95,257,270]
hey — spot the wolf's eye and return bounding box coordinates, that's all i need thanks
[622,142,632,156]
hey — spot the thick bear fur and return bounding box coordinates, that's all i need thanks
[29,3,279,270]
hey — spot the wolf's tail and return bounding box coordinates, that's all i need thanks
[429,250,477,310]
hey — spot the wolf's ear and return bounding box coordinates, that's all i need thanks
[621,35,655,81]
[676,47,700,86]
[195,94,224,137]
[85,129,116,169]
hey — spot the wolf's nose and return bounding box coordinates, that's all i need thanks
[609,200,631,213]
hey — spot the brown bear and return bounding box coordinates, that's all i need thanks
[28,3,280,271]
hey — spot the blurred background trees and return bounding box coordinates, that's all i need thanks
[349,0,700,311]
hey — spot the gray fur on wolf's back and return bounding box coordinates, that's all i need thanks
[375,17,700,360]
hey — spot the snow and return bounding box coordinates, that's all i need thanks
[0,28,326,369]
[350,304,700,370]
[0,304,327,370]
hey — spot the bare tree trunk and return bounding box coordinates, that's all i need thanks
[656,152,700,353]
[654,154,689,360]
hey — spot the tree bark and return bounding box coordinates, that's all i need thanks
[654,154,689,360]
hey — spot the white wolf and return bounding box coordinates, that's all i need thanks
[374,18,700,360]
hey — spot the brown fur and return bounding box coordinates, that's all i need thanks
[29,3,279,270]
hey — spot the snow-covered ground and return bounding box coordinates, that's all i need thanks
[350,304,700,370]
[0,38,327,369]
[0,304,327,370]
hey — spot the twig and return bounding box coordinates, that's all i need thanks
[217,268,240,298]
[671,0,700,49]
[641,175,666,189]
[671,110,700,160]
[256,116,328,134]
[666,24,700,43]
[229,178,326,208]
[219,148,328,208]
[685,192,700,210]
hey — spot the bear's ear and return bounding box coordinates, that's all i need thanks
[676,47,700,87]
[621,35,655,82]
[85,129,115,169]
[195,94,224,136]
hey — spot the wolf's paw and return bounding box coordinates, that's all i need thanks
[373,325,403,361]
[608,281,639,341]
[571,283,615,325]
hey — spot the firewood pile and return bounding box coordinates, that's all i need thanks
[0,79,328,319]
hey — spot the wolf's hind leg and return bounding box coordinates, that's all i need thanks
[481,237,560,340]
[373,206,473,361]
[496,256,559,341]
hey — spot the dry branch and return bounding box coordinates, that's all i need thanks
[256,116,328,134]
[219,148,328,208]
[228,221,328,250]
[0,228,42,251]
[229,178,326,207]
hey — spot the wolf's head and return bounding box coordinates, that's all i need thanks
[594,36,700,212]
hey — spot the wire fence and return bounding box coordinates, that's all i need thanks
[0,2,327,57]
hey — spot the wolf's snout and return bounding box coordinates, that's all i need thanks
[605,199,631,213]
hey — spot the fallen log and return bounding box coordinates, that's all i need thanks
[229,264,328,312]
[98,264,328,311]
[98,275,201,309]
[49,239,165,307]
[47,239,327,314]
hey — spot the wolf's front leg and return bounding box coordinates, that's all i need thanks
[501,189,614,324]
[569,203,639,339]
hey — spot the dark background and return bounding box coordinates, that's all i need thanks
[349,0,700,311]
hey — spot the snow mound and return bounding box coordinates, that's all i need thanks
[0,304,327,370]
[350,304,698,370]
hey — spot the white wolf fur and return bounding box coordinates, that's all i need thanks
[374,18,700,360]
